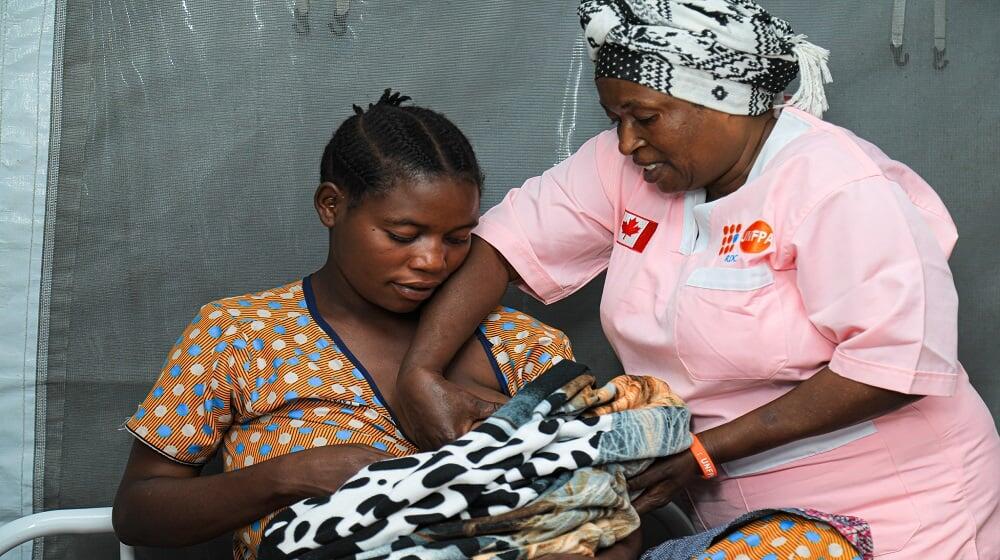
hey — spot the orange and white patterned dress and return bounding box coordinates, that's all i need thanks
[124,276,574,559]
[701,512,861,560]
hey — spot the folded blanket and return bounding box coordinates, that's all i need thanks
[258,360,692,559]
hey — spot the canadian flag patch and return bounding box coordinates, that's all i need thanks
[617,210,658,252]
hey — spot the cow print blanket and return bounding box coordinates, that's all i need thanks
[258,360,691,559]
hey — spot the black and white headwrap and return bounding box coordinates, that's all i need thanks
[579,0,833,117]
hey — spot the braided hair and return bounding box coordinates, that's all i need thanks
[320,89,484,207]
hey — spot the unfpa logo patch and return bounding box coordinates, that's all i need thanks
[719,220,773,262]
[719,223,743,257]
[740,220,773,253]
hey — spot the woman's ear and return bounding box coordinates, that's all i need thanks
[314,182,346,228]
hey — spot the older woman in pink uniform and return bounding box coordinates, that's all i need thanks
[393,1,1000,558]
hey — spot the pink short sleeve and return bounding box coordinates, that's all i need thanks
[791,177,960,396]
[474,131,620,304]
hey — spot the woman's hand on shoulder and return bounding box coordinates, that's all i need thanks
[394,366,505,451]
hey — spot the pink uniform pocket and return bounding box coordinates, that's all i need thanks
[675,265,789,381]
[733,430,922,556]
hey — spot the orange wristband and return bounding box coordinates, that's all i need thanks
[689,434,718,479]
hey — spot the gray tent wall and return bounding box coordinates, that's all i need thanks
[31,1,998,558]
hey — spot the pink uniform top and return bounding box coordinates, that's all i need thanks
[475,108,999,558]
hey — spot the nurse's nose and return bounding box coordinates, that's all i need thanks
[617,121,647,155]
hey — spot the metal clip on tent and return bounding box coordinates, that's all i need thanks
[933,47,948,70]
[933,0,949,70]
[331,0,351,35]
[890,0,909,66]
[890,44,909,67]
[293,0,351,35]
[892,0,950,70]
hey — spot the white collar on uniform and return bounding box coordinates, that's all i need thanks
[746,108,812,183]
[679,109,812,255]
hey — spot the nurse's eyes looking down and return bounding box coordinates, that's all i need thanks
[604,107,659,127]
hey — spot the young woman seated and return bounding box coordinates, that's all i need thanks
[112,91,644,560]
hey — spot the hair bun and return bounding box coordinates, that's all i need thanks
[353,89,412,115]
[377,88,411,107]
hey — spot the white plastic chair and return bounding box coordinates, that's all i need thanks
[0,507,134,559]
[0,505,693,558]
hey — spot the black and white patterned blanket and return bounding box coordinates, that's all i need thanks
[258,361,691,559]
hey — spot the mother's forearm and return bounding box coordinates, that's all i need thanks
[698,367,920,464]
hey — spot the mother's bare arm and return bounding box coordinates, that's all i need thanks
[113,440,389,546]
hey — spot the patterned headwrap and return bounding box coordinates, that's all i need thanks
[579,0,833,117]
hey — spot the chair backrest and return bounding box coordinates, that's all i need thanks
[0,508,134,560]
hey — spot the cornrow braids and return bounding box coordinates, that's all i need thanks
[321,89,483,207]
[377,109,441,175]
[406,107,484,186]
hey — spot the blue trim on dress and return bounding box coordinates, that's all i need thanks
[476,328,512,397]
[301,275,411,442]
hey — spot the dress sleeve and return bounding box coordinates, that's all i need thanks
[481,307,577,395]
[790,177,960,396]
[518,325,575,387]
[124,303,248,464]
[474,131,620,304]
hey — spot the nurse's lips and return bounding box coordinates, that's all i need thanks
[638,161,664,184]
[392,281,439,301]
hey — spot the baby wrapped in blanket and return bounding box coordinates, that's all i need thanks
[258,360,874,560]
[258,360,691,559]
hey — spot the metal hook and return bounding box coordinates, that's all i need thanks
[330,0,350,35]
[292,0,310,34]
[890,44,909,66]
[933,47,949,70]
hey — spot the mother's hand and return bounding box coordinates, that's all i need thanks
[628,451,701,514]
[395,366,505,451]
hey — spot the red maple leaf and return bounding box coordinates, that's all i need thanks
[621,217,641,237]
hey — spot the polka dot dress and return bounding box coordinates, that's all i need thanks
[701,512,861,560]
[124,276,574,559]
